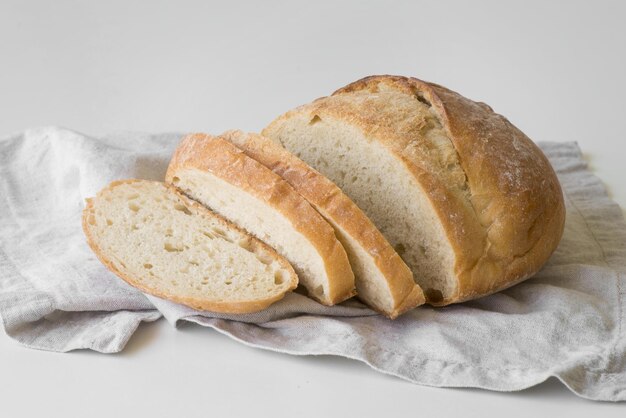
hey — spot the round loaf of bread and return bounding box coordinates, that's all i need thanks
[262,75,566,306]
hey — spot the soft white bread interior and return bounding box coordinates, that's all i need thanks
[262,75,566,305]
[82,179,297,313]
[221,130,424,318]
[165,133,355,306]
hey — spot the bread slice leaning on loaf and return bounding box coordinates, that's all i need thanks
[221,130,424,318]
[166,133,356,306]
[82,179,297,314]
[262,75,566,306]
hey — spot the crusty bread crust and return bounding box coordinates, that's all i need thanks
[264,75,566,305]
[82,179,298,314]
[220,130,424,318]
[165,134,356,305]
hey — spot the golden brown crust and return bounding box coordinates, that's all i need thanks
[264,75,566,305]
[165,134,356,305]
[220,130,425,318]
[82,179,298,314]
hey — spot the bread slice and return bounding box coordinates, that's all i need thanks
[220,130,424,318]
[262,75,565,306]
[165,133,356,306]
[82,179,297,314]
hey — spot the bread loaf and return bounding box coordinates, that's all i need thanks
[221,130,424,318]
[82,179,297,313]
[166,133,356,305]
[262,75,566,305]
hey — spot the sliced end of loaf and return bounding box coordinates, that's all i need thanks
[82,179,297,314]
[263,75,566,305]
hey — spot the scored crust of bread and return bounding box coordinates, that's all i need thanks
[221,129,424,318]
[82,179,297,314]
[165,133,356,306]
[263,75,566,306]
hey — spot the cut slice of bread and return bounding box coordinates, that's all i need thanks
[262,75,565,306]
[165,133,356,306]
[82,179,297,314]
[221,130,424,318]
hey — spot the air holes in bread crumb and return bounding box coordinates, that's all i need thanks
[394,243,406,256]
[425,288,443,303]
[314,285,324,297]
[256,252,273,265]
[106,219,113,226]
[128,202,140,212]
[171,176,180,184]
[212,227,233,242]
[212,227,226,237]
[238,238,253,252]
[274,271,285,285]
[164,242,184,252]
[415,93,431,107]
[143,263,153,269]
[174,203,192,215]
[309,115,322,125]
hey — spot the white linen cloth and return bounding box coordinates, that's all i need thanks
[0,127,624,401]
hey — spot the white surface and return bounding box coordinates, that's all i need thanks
[0,0,624,414]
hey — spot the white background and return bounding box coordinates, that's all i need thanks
[0,0,624,415]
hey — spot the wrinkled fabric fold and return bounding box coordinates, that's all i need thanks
[0,127,624,400]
